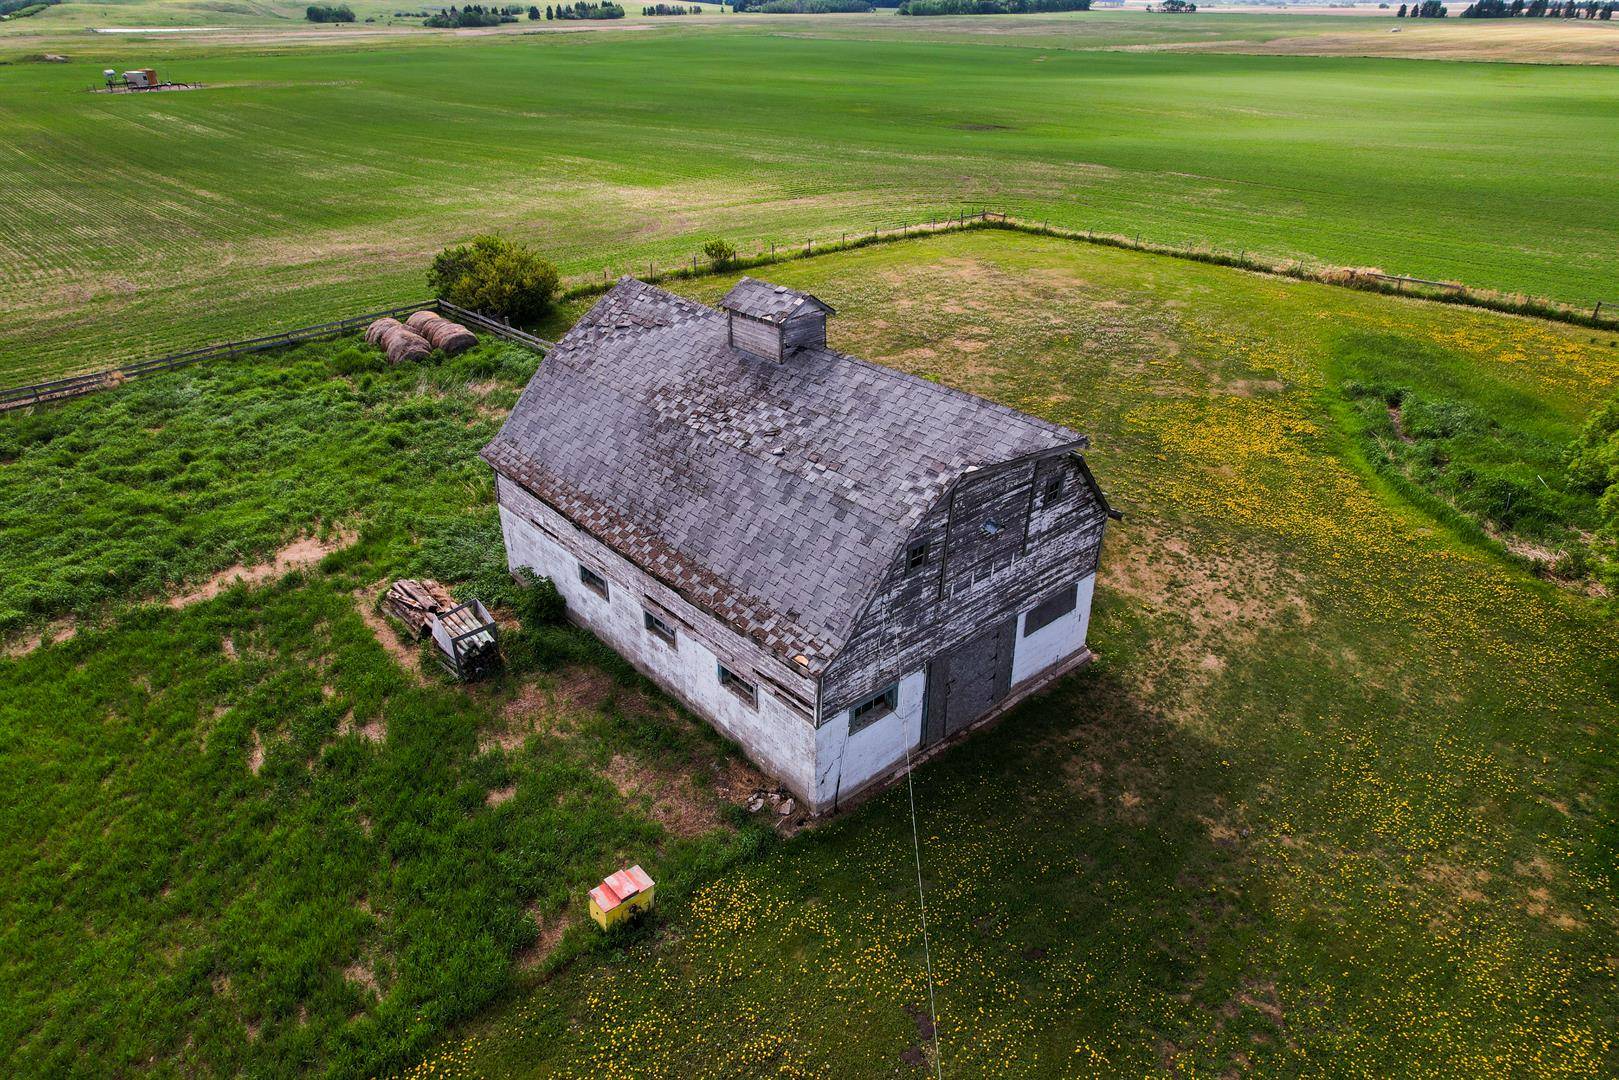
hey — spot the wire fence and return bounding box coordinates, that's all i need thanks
[4,205,1612,414]
[566,209,1001,293]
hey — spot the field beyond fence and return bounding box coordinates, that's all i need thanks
[4,209,1614,415]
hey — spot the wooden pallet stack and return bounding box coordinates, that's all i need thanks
[384,578,500,681]
[384,578,458,639]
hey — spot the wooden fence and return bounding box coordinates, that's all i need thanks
[0,214,996,414]
[1,300,446,414]
[435,300,554,352]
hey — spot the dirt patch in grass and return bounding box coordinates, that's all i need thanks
[1102,524,1310,720]
[344,959,379,997]
[168,530,357,609]
[338,710,385,744]
[711,755,772,809]
[601,753,727,839]
[479,667,615,752]
[516,905,568,971]
[248,729,266,776]
[486,785,516,807]
[352,583,424,685]
[3,616,78,659]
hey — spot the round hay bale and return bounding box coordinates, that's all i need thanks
[378,323,432,365]
[406,310,479,355]
[365,317,402,347]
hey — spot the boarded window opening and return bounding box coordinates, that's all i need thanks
[849,683,898,733]
[643,608,676,647]
[717,664,757,708]
[579,564,609,600]
[1024,583,1077,636]
[906,541,929,573]
[1043,474,1063,505]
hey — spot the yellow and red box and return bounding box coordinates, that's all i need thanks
[588,865,655,930]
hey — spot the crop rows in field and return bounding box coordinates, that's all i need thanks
[2,28,1618,383]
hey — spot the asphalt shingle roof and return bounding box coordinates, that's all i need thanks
[719,277,835,324]
[482,277,1083,672]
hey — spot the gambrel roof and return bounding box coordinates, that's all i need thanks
[481,277,1085,673]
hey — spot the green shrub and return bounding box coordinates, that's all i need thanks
[305,3,356,20]
[512,566,566,628]
[1565,391,1619,586]
[428,235,560,325]
[702,238,738,269]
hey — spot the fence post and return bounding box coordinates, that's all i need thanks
[1595,301,1604,319]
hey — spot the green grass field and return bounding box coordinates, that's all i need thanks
[2,18,1618,383]
[3,230,1615,1076]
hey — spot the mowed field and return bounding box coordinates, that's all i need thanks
[3,230,1616,1077]
[2,18,1619,383]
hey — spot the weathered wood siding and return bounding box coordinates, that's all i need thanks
[781,312,826,353]
[819,447,1107,719]
[728,312,782,362]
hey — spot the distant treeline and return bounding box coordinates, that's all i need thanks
[898,0,1088,13]
[1457,0,1614,15]
[642,3,698,11]
[0,0,58,18]
[541,1,625,16]
[305,3,356,19]
[734,0,872,9]
[424,3,522,23]
[1393,1,1446,13]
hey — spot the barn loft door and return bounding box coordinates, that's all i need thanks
[922,616,1016,747]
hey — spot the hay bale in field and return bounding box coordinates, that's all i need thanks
[405,310,479,355]
[364,317,397,346]
[365,317,432,365]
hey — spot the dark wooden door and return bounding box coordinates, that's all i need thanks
[923,617,1016,746]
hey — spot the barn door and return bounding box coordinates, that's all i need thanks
[923,616,1016,747]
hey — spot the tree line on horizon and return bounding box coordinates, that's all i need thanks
[1456,0,1615,16]
[897,0,1089,13]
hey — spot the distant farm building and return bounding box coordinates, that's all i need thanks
[482,277,1115,813]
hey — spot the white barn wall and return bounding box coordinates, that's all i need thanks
[1010,573,1096,688]
[496,477,818,800]
[813,668,926,809]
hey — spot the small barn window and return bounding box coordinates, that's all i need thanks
[717,664,757,708]
[849,683,898,733]
[579,564,609,600]
[906,541,929,573]
[643,608,677,648]
[980,518,1005,538]
[1024,583,1078,636]
[1042,474,1063,505]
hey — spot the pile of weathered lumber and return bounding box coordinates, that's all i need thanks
[364,317,432,365]
[405,310,479,355]
[384,578,457,639]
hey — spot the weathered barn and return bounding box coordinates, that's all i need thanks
[482,276,1116,813]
